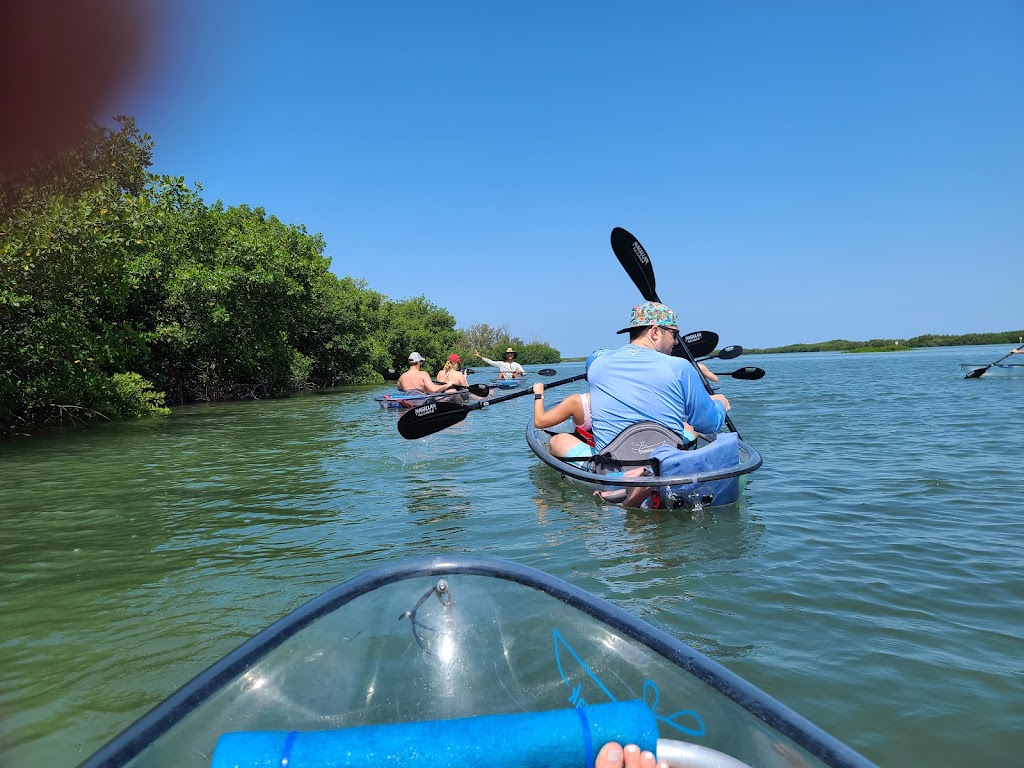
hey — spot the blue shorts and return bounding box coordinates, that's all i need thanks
[565,442,596,460]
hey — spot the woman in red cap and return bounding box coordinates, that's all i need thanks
[436,353,469,388]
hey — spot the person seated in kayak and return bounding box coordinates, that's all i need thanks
[531,381,594,457]
[397,352,457,394]
[587,301,730,452]
[475,347,526,378]
[436,353,469,387]
[582,302,732,507]
[595,741,667,768]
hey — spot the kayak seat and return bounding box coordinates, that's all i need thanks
[591,421,691,474]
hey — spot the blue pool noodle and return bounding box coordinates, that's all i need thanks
[212,700,657,768]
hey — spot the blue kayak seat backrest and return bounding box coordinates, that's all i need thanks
[649,432,741,506]
[592,421,689,473]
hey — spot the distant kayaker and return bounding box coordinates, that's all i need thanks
[531,382,594,458]
[436,353,469,387]
[397,352,455,393]
[474,347,526,379]
[587,302,731,453]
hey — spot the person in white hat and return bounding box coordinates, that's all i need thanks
[474,347,526,379]
[397,352,454,394]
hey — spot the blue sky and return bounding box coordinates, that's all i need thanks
[107,1,1022,356]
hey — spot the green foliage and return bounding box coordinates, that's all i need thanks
[457,324,560,365]
[295,276,389,386]
[0,115,564,433]
[906,331,1024,347]
[844,345,912,353]
[513,341,560,365]
[749,331,1024,354]
[103,372,170,418]
[0,116,153,218]
[382,296,460,374]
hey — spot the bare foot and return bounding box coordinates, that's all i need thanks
[594,741,665,768]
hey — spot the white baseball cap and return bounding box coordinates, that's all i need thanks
[407,352,424,364]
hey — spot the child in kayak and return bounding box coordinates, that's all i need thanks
[531,381,594,458]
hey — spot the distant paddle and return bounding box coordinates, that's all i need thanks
[538,368,557,376]
[710,367,765,380]
[611,226,740,436]
[399,373,587,440]
[696,345,742,363]
[455,383,493,397]
[964,344,1024,378]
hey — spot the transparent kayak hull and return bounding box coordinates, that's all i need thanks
[375,390,470,409]
[526,424,762,510]
[80,557,875,768]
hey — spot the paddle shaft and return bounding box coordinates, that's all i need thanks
[466,373,586,410]
[397,373,588,439]
[965,343,1024,378]
[611,227,740,436]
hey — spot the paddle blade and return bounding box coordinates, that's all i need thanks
[719,367,765,380]
[466,383,491,397]
[538,368,557,376]
[611,227,659,302]
[464,368,476,375]
[678,330,718,359]
[717,345,743,360]
[964,344,1024,378]
[398,401,469,439]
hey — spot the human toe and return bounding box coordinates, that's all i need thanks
[595,741,624,768]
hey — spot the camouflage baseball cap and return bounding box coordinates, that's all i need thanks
[616,301,679,334]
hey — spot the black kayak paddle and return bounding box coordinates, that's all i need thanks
[964,344,1024,378]
[710,366,765,381]
[426,382,493,397]
[611,226,741,436]
[696,344,742,363]
[399,373,587,440]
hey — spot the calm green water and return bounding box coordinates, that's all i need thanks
[2,346,1022,766]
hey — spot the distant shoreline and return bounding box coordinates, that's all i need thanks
[558,331,1024,361]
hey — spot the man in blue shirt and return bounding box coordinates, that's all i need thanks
[587,302,731,452]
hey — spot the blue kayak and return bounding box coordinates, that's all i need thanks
[490,378,525,389]
[80,556,876,768]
